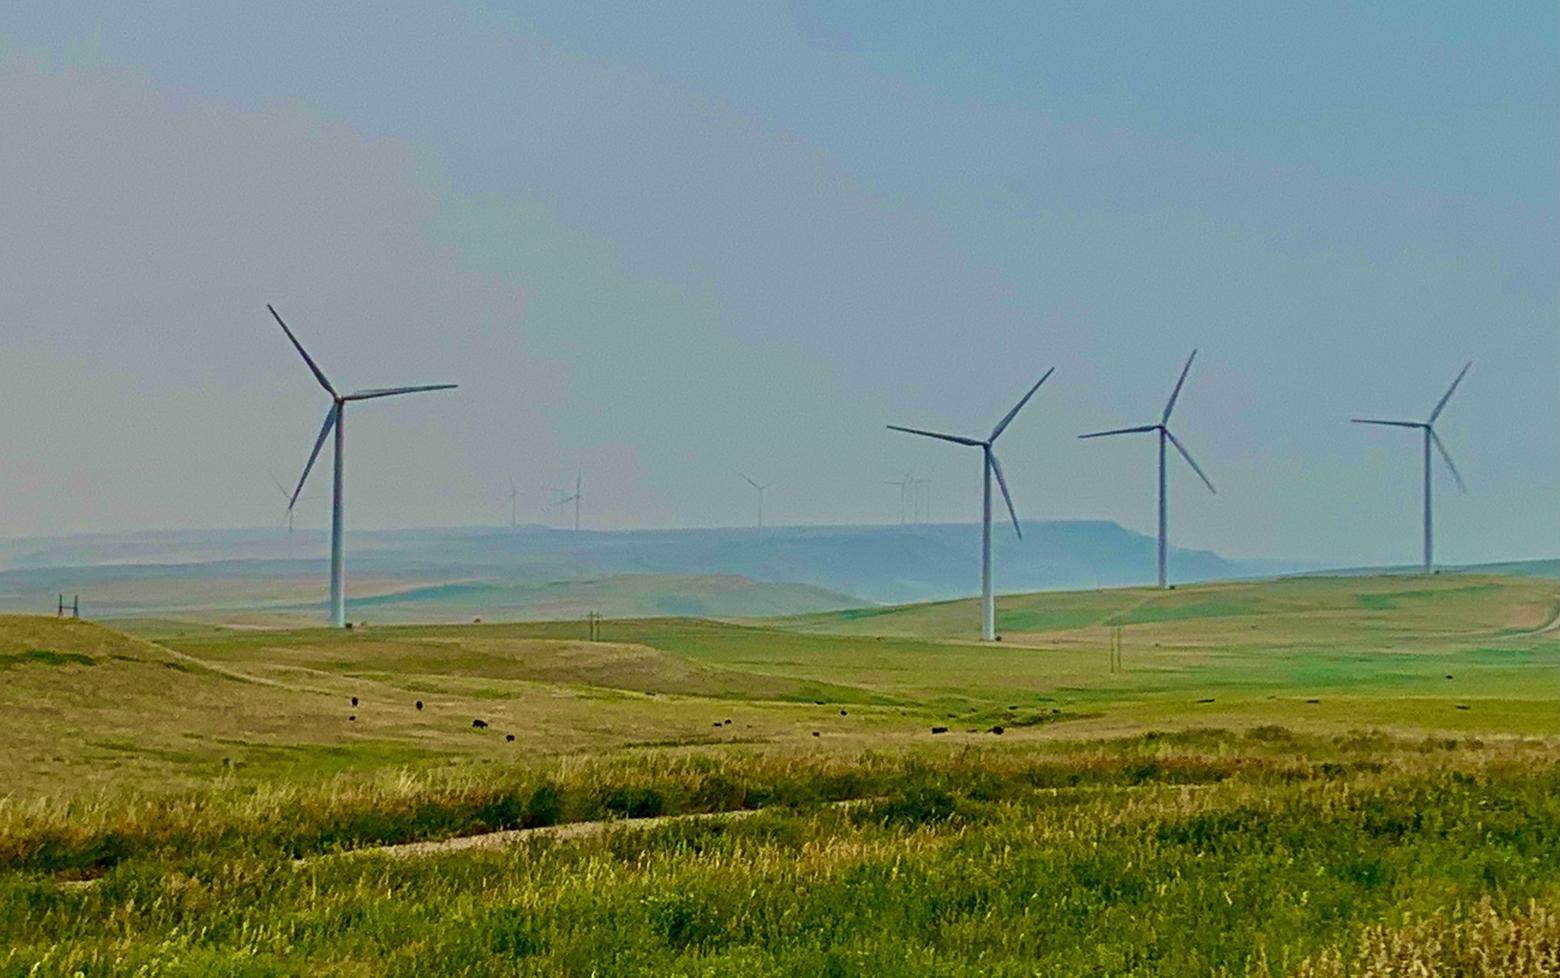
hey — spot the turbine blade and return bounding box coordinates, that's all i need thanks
[741,473,760,489]
[1427,361,1471,423]
[290,405,338,509]
[886,424,983,447]
[1430,429,1467,493]
[1078,424,1158,440]
[1351,418,1425,429]
[990,366,1056,441]
[1164,429,1216,494]
[1162,349,1197,423]
[344,383,458,401]
[268,304,337,397]
[987,451,1022,539]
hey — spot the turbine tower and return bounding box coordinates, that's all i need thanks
[740,473,775,535]
[1078,350,1216,589]
[888,367,1054,641]
[1352,361,1470,574]
[270,304,456,627]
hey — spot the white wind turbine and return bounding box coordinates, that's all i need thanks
[270,304,457,627]
[1352,362,1471,574]
[888,367,1054,641]
[740,473,775,536]
[1078,350,1216,589]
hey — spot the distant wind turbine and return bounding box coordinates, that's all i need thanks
[1079,350,1216,589]
[1352,361,1471,574]
[270,304,456,627]
[884,474,911,523]
[271,477,317,538]
[888,367,1054,641]
[740,473,776,535]
[559,472,583,531]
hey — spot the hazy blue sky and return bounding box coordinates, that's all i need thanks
[1,2,1554,565]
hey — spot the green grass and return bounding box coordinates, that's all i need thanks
[1,573,1558,974]
[3,732,1559,976]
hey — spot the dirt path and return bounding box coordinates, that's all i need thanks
[326,806,770,862]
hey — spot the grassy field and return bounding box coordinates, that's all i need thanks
[0,570,862,625]
[1,572,1556,974]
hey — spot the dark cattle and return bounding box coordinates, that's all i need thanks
[505,734,516,742]
[1305,698,1320,704]
[811,731,820,737]
[931,726,948,734]
[1445,674,1454,680]
[1455,704,1470,711]
[988,725,1004,735]
[839,709,848,716]
[348,715,355,722]
[415,700,424,710]
[472,718,488,729]
[351,696,358,707]
[713,721,723,727]
[1195,698,1214,704]
[723,719,732,725]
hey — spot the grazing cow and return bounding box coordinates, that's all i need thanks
[505,734,516,742]
[351,696,358,707]
[348,715,356,722]
[988,725,1004,735]
[415,700,424,710]
[472,718,488,729]
[811,731,820,737]
[839,709,848,716]
[931,726,948,735]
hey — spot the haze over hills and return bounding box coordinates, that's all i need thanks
[0,520,1310,622]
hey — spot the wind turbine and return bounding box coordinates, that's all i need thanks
[1352,361,1470,574]
[271,477,318,539]
[270,304,456,627]
[883,474,911,523]
[1078,350,1216,589]
[559,472,583,531]
[888,367,1054,641]
[740,473,775,535]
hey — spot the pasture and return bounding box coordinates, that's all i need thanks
[0,572,1556,975]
